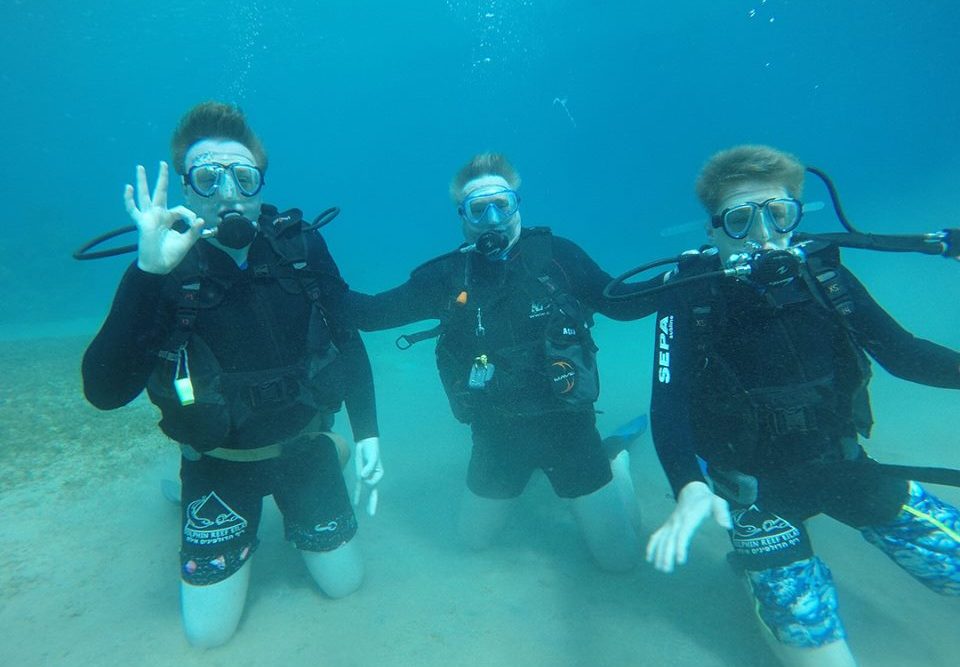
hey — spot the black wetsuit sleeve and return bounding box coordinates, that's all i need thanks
[342,263,445,332]
[330,326,380,441]
[309,233,381,441]
[81,263,169,410]
[842,267,960,388]
[550,236,661,320]
[649,287,708,497]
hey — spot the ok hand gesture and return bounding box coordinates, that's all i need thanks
[124,161,206,274]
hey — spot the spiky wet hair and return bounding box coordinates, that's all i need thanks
[170,101,268,175]
[695,144,804,213]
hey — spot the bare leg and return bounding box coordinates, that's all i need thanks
[570,477,639,572]
[458,489,515,550]
[609,449,641,530]
[770,639,856,667]
[301,539,365,599]
[180,558,251,648]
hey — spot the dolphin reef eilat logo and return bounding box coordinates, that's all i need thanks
[184,491,248,546]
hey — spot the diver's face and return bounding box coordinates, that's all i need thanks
[708,181,792,263]
[182,139,263,230]
[458,175,522,247]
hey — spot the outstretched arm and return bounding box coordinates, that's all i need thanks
[344,284,436,331]
[549,236,663,321]
[843,267,960,388]
[343,263,445,332]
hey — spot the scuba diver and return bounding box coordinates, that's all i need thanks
[629,145,960,667]
[80,101,383,648]
[345,153,658,572]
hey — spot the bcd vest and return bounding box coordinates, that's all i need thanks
[681,243,873,468]
[406,228,600,423]
[145,205,345,451]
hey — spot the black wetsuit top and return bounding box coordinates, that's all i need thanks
[650,254,960,498]
[344,228,658,414]
[82,229,378,443]
[346,229,656,331]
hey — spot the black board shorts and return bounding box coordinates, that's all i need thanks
[178,435,357,585]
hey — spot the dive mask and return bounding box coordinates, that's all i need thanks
[712,197,803,240]
[186,162,264,198]
[458,186,520,226]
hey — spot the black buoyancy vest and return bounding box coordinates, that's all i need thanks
[683,243,873,466]
[424,228,600,422]
[145,205,345,451]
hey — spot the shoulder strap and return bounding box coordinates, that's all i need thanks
[803,242,856,317]
[516,227,554,279]
[520,231,598,349]
[395,228,558,350]
[162,247,206,355]
[252,206,343,320]
[800,243,875,436]
[674,252,725,361]
[257,206,309,268]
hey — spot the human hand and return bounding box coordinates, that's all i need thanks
[645,481,732,573]
[124,161,206,274]
[352,437,384,516]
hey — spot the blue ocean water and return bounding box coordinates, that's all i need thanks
[3,3,960,665]
[1,0,958,327]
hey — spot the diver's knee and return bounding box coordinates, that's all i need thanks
[458,492,511,550]
[179,548,252,648]
[322,561,364,599]
[302,539,365,599]
[321,570,364,599]
[183,614,241,649]
[180,575,249,648]
[572,483,640,572]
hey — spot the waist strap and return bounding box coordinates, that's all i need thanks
[196,430,350,467]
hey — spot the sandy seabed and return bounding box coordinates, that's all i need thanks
[1,316,958,666]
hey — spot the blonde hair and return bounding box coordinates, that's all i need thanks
[695,144,804,213]
[170,101,268,175]
[449,152,521,201]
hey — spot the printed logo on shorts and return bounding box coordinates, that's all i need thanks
[183,491,248,546]
[731,505,802,556]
